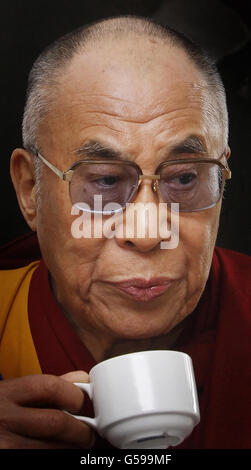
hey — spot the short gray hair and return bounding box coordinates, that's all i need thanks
[22,15,228,155]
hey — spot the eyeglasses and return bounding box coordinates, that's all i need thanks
[32,149,231,213]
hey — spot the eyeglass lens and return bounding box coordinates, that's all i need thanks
[70,163,139,212]
[70,161,223,213]
[158,161,223,211]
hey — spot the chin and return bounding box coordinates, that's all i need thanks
[106,316,176,341]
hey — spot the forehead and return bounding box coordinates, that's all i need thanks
[62,39,206,116]
[41,39,219,158]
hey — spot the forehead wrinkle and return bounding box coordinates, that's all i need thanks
[72,103,204,127]
[77,79,203,107]
[74,92,136,105]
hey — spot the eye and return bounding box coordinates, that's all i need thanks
[94,175,120,187]
[176,173,196,185]
[91,175,120,189]
[162,170,197,190]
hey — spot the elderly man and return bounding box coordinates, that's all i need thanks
[0,16,250,449]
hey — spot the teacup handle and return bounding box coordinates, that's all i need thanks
[65,382,98,431]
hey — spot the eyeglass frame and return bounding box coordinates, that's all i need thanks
[29,147,231,212]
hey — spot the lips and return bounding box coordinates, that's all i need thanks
[110,277,172,301]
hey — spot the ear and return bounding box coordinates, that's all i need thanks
[225,145,231,161]
[10,148,38,231]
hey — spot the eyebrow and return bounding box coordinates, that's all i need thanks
[73,140,125,160]
[73,134,208,163]
[168,135,207,157]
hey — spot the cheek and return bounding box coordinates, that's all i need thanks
[36,182,107,293]
[179,207,220,285]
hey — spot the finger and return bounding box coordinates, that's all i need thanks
[60,370,90,383]
[0,375,85,414]
[0,430,89,449]
[2,403,95,448]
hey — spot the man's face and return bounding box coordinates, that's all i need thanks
[35,39,224,358]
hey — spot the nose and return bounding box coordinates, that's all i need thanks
[114,179,170,253]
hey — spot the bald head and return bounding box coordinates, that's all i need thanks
[22,15,228,154]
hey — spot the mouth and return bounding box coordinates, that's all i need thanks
[109,277,172,302]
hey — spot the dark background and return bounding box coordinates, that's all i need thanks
[0,0,250,255]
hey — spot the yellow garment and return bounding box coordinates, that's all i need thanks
[0,262,42,379]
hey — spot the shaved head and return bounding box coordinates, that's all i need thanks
[22,15,228,157]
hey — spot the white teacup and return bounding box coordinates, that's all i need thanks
[71,350,200,449]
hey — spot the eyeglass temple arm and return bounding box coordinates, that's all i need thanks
[36,152,73,181]
[224,167,231,180]
[222,148,231,180]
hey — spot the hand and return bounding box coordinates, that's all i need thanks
[0,371,95,449]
